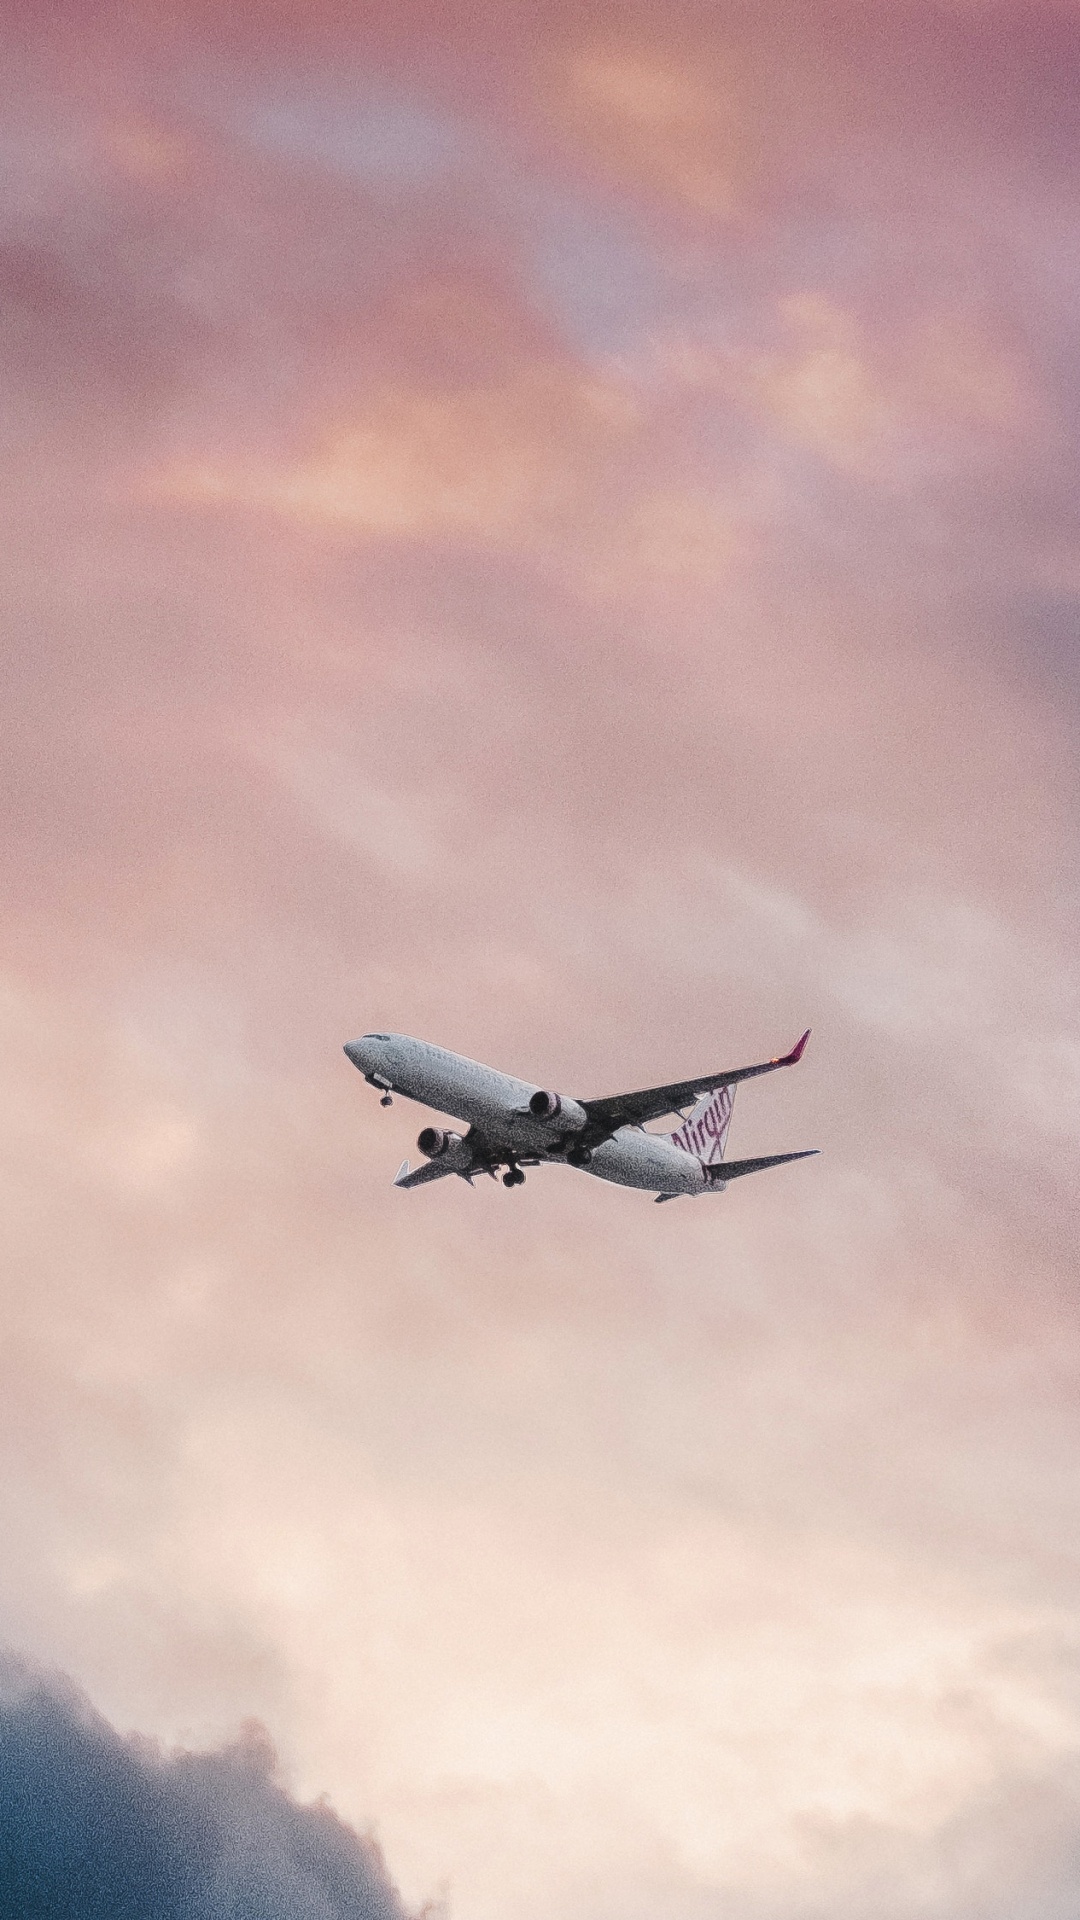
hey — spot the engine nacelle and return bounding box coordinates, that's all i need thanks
[417,1126,463,1159]
[526,1089,587,1131]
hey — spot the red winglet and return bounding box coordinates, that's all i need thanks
[778,1028,811,1065]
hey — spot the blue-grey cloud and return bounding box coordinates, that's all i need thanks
[0,1659,412,1920]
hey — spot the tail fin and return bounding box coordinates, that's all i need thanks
[669,1083,734,1166]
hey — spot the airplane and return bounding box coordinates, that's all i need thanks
[343,1029,816,1203]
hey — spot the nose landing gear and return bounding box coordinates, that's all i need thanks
[380,1093,393,1107]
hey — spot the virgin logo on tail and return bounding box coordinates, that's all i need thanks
[670,1084,734,1166]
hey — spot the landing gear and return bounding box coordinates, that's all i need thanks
[502,1165,526,1188]
[566,1145,592,1168]
[380,1093,393,1107]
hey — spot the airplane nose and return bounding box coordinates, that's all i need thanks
[345,1034,390,1072]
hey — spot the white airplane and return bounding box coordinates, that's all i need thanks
[344,1029,816,1203]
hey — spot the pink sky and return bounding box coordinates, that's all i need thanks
[2,3,1080,1915]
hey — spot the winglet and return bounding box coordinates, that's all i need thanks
[393,1159,411,1186]
[778,1028,811,1066]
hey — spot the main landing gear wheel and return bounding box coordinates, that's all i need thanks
[566,1145,592,1168]
[503,1167,526,1187]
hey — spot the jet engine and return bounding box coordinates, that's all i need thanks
[527,1089,587,1130]
[417,1126,463,1159]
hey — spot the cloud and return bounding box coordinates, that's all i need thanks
[773,1734,1080,1920]
[741,295,1038,478]
[10,1648,1080,1920]
[148,371,591,542]
[0,1656,412,1920]
[550,44,751,217]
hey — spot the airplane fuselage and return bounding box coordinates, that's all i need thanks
[345,1033,711,1195]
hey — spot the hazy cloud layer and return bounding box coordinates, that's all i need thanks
[0,2,1078,1917]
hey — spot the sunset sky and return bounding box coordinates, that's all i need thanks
[2,2,1079,1915]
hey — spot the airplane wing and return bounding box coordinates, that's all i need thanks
[393,1158,460,1190]
[583,1030,811,1130]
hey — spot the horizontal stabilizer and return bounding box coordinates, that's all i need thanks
[706,1149,818,1184]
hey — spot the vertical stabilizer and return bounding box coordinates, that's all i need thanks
[669,1083,734,1165]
